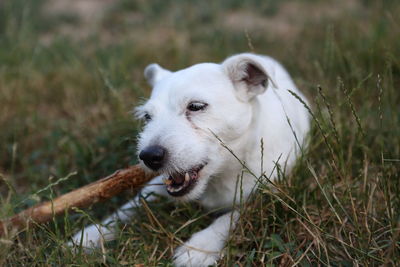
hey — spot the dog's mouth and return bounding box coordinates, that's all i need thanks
[164,164,206,197]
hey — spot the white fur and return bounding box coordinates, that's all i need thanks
[69,53,310,266]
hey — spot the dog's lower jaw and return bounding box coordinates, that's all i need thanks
[168,163,218,202]
[171,175,211,202]
[166,163,207,197]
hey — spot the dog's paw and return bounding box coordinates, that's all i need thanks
[173,239,221,267]
[67,224,114,252]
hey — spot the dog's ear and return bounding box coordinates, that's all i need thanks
[222,54,269,101]
[144,64,172,87]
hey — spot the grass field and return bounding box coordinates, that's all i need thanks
[0,0,399,265]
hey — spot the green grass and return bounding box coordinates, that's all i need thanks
[0,0,399,265]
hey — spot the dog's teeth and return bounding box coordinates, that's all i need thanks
[168,185,183,192]
[185,172,190,182]
[164,178,172,185]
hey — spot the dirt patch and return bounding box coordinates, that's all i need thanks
[41,0,114,43]
[220,0,362,40]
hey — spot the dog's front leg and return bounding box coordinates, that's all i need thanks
[173,210,239,267]
[68,175,168,251]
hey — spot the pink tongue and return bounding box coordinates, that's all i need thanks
[171,173,185,184]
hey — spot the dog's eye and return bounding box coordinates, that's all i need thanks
[144,113,152,122]
[187,102,208,112]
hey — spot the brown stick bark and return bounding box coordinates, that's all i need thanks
[0,164,155,237]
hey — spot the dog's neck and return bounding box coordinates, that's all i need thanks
[227,97,263,160]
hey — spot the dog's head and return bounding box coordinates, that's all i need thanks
[135,54,270,201]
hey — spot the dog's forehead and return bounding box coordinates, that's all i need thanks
[150,63,232,100]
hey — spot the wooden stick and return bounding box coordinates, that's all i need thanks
[0,164,155,237]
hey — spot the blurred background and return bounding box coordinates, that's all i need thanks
[0,0,399,265]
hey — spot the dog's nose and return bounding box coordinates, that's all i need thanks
[139,145,167,170]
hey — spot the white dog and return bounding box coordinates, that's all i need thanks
[69,53,310,266]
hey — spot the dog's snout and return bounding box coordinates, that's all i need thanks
[139,145,167,170]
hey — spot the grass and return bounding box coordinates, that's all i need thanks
[0,0,399,265]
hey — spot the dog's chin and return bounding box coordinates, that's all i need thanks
[163,163,209,200]
[175,177,210,201]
